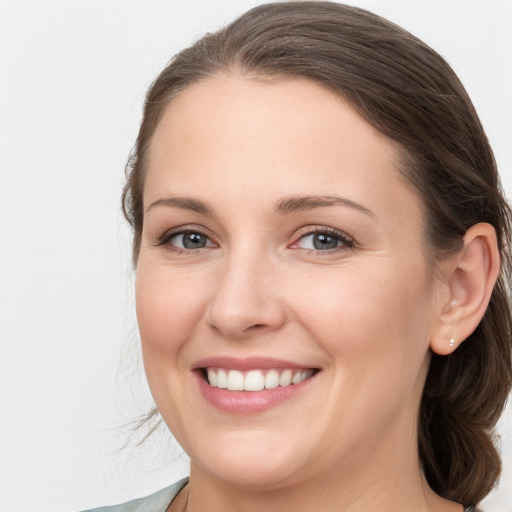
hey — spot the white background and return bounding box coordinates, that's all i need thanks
[1,1,511,511]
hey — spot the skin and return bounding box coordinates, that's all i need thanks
[135,74,485,511]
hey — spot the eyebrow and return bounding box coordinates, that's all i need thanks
[275,195,375,217]
[145,196,213,214]
[145,194,375,218]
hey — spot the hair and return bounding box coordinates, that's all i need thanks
[122,2,512,506]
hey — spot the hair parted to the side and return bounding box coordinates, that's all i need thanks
[122,2,512,506]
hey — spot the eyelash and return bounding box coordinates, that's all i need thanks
[154,226,216,253]
[154,226,355,254]
[290,226,355,254]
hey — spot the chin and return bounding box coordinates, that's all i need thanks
[195,459,301,490]
[187,430,311,490]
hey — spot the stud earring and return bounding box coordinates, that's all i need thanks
[449,338,455,348]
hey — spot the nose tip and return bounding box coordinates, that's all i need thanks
[205,269,286,339]
[208,304,284,339]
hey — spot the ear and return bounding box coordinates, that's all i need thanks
[430,223,500,356]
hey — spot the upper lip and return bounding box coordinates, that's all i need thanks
[193,356,318,371]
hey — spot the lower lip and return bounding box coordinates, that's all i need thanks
[195,371,316,414]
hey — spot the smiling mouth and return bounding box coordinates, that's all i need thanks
[202,367,317,391]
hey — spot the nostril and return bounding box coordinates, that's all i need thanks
[246,324,267,332]
[206,295,287,338]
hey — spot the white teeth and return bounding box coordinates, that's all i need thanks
[207,368,217,387]
[245,370,265,391]
[227,370,244,391]
[217,369,228,389]
[279,369,292,386]
[264,369,280,389]
[292,371,302,384]
[205,367,315,391]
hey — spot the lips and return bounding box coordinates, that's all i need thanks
[193,357,319,413]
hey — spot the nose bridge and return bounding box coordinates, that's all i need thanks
[206,240,285,338]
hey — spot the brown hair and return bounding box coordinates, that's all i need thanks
[122,2,512,506]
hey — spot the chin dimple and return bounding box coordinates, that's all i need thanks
[205,368,315,391]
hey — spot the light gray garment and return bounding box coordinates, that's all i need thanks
[80,477,481,512]
[80,478,188,512]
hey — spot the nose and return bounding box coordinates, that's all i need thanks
[205,248,286,339]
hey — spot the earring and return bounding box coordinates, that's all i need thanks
[449,338,455,348]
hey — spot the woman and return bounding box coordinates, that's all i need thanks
[86,2,512,511]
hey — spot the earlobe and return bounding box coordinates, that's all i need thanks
[430,223,500,356]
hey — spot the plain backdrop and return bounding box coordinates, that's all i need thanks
[1,1,511,511]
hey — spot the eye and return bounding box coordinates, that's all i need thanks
[291,228,354,252]
[156,228,217,251]
[171,232,212,249]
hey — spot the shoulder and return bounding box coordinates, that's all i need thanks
[79,477,189,512]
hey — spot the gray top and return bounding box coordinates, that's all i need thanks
[80,478,188,512]
[80,478,480,511]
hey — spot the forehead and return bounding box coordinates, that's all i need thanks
[145,73,420,224]
[149,74,396,164]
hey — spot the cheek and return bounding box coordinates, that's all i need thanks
[135,263,207,357]
[292,263,434,431]
[135,263,210,432]
[287,261,434,363]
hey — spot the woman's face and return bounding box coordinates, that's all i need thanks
[136,75,442,489]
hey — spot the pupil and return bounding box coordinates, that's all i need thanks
[313,233,338,250]
[183,233,206,249]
